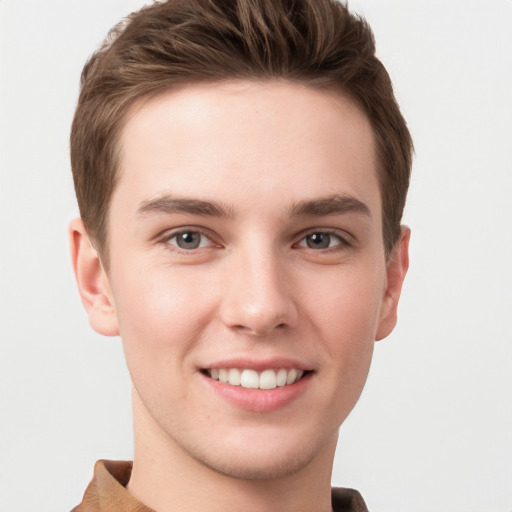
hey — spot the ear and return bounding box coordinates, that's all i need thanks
[69,218,119,336]
[375,226,410,341]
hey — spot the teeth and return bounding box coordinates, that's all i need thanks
[259,369,277,389]
[240,369,259,389]
[286,368,297,385]
[228,368,241,386]
[207,367,305,389]
[276,368,287,387]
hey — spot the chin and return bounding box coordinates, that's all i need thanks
[194,447,317,481]
[181,428,338,482]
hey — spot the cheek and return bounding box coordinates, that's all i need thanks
[297,275,380,431]
[303,265,384,376]
[306,264,384,337]
[110,264,217,374]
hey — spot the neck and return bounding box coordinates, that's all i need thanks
[127,389,337,512]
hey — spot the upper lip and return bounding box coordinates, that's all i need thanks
[200,357,313,372]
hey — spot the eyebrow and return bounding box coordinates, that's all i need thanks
[289,194,372,218]
[137,193,371,220]
[137,195,235,218]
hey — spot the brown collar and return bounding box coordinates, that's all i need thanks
[72,460,368,512]
[71,460,153,512]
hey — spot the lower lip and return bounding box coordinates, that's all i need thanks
[202,372,311,412]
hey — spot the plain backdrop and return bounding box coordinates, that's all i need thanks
[1,1,511,511]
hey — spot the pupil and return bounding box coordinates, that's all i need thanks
[178,232,200,249]
[307,233,330,249]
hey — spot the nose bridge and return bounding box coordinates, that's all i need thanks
[220,238,298,335]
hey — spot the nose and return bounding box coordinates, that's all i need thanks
[218,247,299,336]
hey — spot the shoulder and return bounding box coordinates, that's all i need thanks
[331,487,369,512]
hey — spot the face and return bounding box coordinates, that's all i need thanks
[74,81,408,480]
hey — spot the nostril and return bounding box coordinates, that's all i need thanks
[237,322,289,336]
[220,291,299,335]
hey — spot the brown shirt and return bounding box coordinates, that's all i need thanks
[72,460,369,512]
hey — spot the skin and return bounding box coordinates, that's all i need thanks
[70,81,409,512]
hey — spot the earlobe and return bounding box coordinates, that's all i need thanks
[69,218,119,337]
[375,226,410,341]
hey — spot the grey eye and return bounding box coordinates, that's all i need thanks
[305,232,333,249]
[174,231,203,250]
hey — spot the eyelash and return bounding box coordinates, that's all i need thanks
[294,229,353,252]
[158,228,353,253]
[161,228,217,252]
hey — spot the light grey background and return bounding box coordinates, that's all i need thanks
[1,1,511,511]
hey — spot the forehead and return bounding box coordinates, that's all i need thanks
[115,80,380,218]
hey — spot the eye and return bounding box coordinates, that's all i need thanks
[168,230,213,250]
[297,231,349,250]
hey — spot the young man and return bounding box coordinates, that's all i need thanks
[69,0,412,510]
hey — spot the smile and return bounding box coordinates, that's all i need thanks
[206,368,305,390]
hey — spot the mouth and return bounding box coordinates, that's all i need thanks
[202,368,308,390]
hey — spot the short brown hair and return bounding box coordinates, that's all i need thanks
[70,0,413,262]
